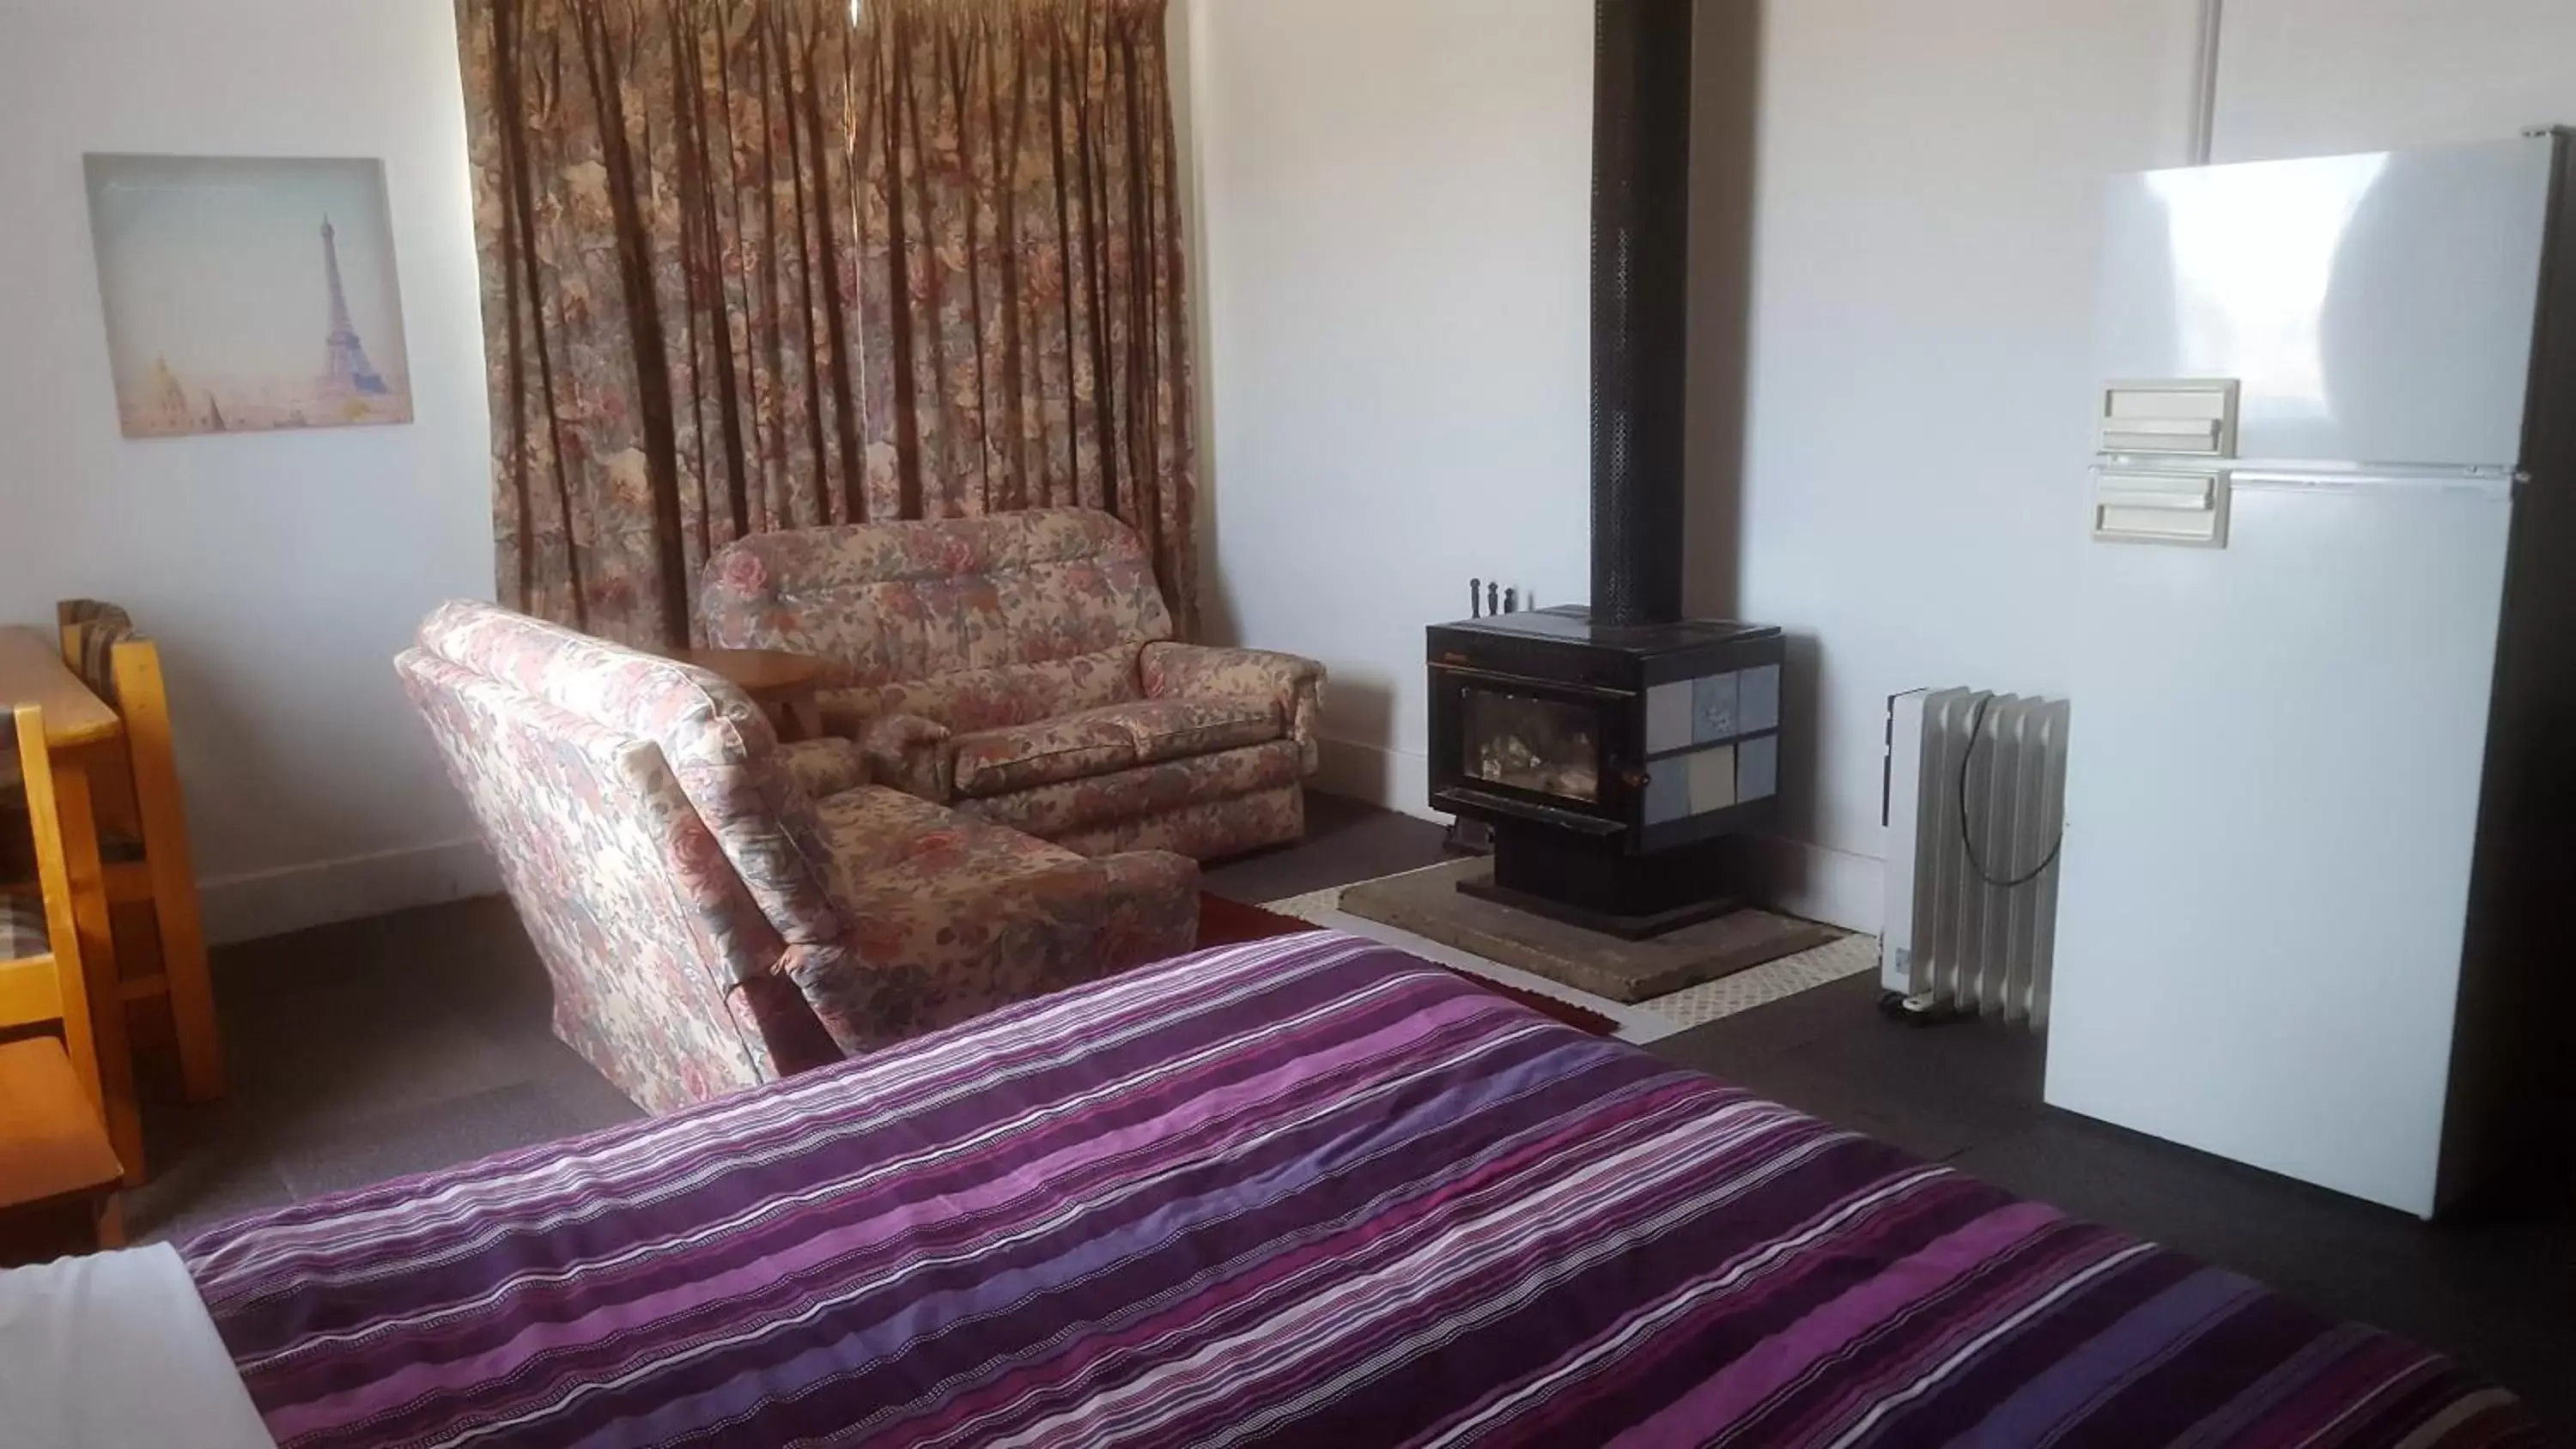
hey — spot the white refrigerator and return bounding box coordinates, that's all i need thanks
[2047,130,2576,1219]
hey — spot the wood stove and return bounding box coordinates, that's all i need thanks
[1423,0,1790,939]
[1429,612,1783,937]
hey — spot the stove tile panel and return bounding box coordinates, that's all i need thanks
[1646,755,1693,823]
[1738,732,1778,802]
[1693,671,1740,742]
[1647,681,1695,755]
[1689,744,1738,812]
[1740,664,1781,734]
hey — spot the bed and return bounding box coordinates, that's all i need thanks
[8,931,2542,1446]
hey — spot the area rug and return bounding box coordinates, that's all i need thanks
[1334,857,1840,1004]
[1198,894,1617,1037]
[1264,870,1878,1031]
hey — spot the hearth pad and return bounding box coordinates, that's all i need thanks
[1338,857,1840,1005]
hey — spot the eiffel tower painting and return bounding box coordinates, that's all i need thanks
[318,215,390,397]
[88,154,412,437]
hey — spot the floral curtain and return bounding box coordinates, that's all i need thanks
[456,0,1197,647]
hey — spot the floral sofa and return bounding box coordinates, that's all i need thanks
[398,601,1200,1114]
[701,509,1326,860]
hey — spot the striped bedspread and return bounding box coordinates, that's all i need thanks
[182,931,2537,1447]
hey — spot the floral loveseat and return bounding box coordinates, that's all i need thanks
[701,509,1326,860]
[399,601,1199,1114]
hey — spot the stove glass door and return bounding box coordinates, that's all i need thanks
[1461,688,1601,804]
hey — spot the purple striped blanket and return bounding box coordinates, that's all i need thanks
[181,932,2537,1446]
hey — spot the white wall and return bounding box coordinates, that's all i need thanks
[1728,0,2203,925]
[2210,0,2576,163]
[1183,0,1595,814]
[1181,0,2202,925]
[1183,0,2576,932]
[0,0,495,943]
[1729,0,2576,928]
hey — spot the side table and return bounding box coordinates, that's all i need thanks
[671,648,828,742]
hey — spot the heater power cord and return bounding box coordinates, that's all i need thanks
[1957,692,2063,890]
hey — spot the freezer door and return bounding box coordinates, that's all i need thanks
[2099,137,2553,468]
[2047,480,2511,1217]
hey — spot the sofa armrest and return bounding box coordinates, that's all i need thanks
[1139,642,1327,773]
[775,738,870,800]
[854,712,954,803]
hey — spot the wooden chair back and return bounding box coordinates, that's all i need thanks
[0,705,109,1119]
[56,598,134,662]
[54,602,143,834]
[52,602,222,1103]
[58,615,186,852]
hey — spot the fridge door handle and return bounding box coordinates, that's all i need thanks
[2097,478,2215,511]
[2093,470,2229,548]
[2100,379,2240,458]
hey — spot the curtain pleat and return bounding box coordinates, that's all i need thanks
[458,0,1198,648]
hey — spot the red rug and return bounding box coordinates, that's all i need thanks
[1198,894,1619,1038]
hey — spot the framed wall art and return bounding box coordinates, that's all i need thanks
[85,154,412,439]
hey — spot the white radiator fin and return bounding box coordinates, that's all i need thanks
[1881,688,2069,1028]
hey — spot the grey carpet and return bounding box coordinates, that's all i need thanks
[127,790,1455,1245]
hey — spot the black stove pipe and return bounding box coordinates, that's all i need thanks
[1589,0,1694,628]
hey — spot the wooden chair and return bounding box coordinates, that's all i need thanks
[0,703,128,1254]
[53,601,222,1102]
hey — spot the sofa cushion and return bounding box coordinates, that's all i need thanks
[808,786,1091,916]
[958,739,1308,842]
[1048,787,1308,862]
[61,607,138,706]
[1121,699,1288,766]
[952,715,1136,799]
[795,787,1200,1052]
[775,738,869,800]
[0,894,47,963]
[817,647,1143,739]
[951,700,1285,801]
[3,797,150,874]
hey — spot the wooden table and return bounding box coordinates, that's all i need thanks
[0,627,142,1185]
[671,647,827,742]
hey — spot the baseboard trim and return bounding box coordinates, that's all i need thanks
[1314,737,1432,820]
[1747,836,1884,935]
[199,837,501,947]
